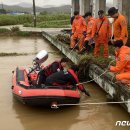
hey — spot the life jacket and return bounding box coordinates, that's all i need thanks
[44,61,63,77]
[68,69,84,91]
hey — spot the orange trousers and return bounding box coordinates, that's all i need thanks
[116,72,130,84]
[70,33,85,51]
[94,41,109,58]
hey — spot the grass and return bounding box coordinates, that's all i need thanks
[80,54,115,69]
[16,31,31,36]
[0,52,28,56]
[0,14,33,26]
[10,26,20,32]
[0,28,10,33]
[55,34,70,44]
[24,19,70,28]
[0,27,33,37]
[0,13,71,28]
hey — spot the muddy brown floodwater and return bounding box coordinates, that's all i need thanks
[0,36,129,130]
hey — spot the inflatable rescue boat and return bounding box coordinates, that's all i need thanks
[12,50,80,107]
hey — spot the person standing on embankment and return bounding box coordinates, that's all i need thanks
[108,7,128,45]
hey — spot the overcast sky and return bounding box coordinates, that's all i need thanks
[2,0,71,6]
[2,0,113,7]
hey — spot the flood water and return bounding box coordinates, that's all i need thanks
[0,36,129,130]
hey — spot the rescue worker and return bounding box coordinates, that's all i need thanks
[70,11,87,53]
[45,65,90,96]
[83,12,96,53]
[37,58,69,85]
[108,7,128,45]
[92,10,111,58]
[110,40,130,84]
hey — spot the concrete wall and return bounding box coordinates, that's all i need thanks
[99,0,106,12]
[92,0,106,18]
[112,0,122,12]
[89,64,130,113]
[72,0,106,18]
[79,0,91,15]
[42,31,130,113]
[71,0,79,16]
[42,31,79,64]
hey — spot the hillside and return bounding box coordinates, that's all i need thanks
[0,4,71,13]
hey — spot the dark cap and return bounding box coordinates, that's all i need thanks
[108,7,118,16]
[113,40,123,48]
[98,10,104,15]
[60,57,69,63]
[74,11,79,16]
[84,12,92,18]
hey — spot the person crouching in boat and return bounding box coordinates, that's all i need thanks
[37,58,69,85]
[45,65,90,96]
[110,40,130,85]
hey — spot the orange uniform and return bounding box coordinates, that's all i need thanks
[110,46,130,83]
[113,14,128,45]
[93,16,111,58]
[70,16,87,51]
[85,17,96,41]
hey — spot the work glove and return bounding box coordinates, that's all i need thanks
[82,31,87,37]
[82,89,90,96]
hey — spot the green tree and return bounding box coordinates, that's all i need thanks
[0,9,6,14]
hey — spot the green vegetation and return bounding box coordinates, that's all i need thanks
[80,54,115,69]
[0,28,10,33]
[10,26,20,32]
[16,31,31,36]
[24,19,70,28]
[55,34,70,44]
[0,14,33,26]
[0,13,70,28]
[0,9,6,14]
[37,13,70,21]
[0,27,32,37]
[0,52,28,56]
[24,13,70,28]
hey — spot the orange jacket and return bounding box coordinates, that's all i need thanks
[92,16,111,43]
[85,17,96,41]
[113,14,128,43]
[72,16,87,34]
[110,46,130,73]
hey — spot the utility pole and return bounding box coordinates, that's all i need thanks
[33,0,36,27]
[1,1,3,9]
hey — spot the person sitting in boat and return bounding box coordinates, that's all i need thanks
[37,57,69,85]
[110,40,130,85]
[45,65,90,96]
